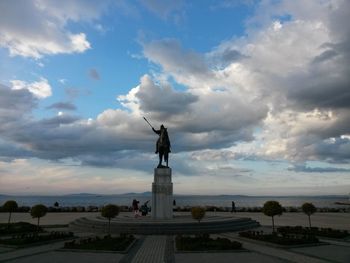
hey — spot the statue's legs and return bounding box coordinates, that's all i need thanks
[165,152,168,167]
[158,151,162,167]
[155,139,160,154]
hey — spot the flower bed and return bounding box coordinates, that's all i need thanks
[176,234,242,251]
[239,230,319,246]
[277,226,349,239]
[0,222,43,235]
[63,234,135,251]
[0,231,74,246]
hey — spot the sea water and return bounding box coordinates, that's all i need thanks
[0,194,348,208]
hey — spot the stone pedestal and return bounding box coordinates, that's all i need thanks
[152,168,173,219]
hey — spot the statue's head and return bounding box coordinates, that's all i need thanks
[160,124,165,129]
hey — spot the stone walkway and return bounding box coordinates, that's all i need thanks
[0,240,68,262]
[130,236,167,263]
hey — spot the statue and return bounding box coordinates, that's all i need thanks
[143,117,171,168]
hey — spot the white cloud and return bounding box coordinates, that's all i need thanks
[140,0,350,165]
[58,78,67,84]
[0,0,110,58]
[11,77,52,99]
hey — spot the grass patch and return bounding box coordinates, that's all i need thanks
[0,231,74,246]
[176,234,242,251]
[239,230,319,246]
[278,226,349,239]
[0,222,43,235]
[63,234,135,252]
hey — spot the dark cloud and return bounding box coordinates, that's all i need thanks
[0,84,36,121]
[0,139,33,161]
[310,137,350,163]
[143,39,212,80]
[286,49,350,110]
[288,163,350,173]
[209,47,248,68]
[46,102,77,111]
[39,115,80,126]
[89,68,100,80]
[135,75,198,116]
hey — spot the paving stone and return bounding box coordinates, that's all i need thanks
[131,235,166,263]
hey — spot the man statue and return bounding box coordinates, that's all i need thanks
[152,124,171,154]
[152,124,171,167]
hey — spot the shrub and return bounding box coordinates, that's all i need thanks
[239,230,319,245]
[277,226,349,239]
[191,207,206,223]
[176,235,242,251]
[64,234,134,251]
[30,204,48,231]
[0,222,42,235]
[3,200,18,226]
[101,204,120,234]
[263,201,283,232]
[0,231,73,246]
[301,203,317,228]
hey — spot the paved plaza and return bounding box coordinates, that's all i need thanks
[1,212,349,262]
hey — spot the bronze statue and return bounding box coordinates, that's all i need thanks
[144,117,171,168]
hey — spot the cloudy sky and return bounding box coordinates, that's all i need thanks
[0,0,349,196]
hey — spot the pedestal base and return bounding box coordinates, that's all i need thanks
[152,168,173,219]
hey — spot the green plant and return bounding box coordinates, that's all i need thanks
[263,201,283,232]
[301,202,317,228]
[64,234,134,251]
[101,204,120,234]
[239,230,319,245]
[176,235,242,251]
[3,200,18,226]
[191,206,206,223]
[0,222,42,235]
[0,231,73,246]
[30,204,48,231]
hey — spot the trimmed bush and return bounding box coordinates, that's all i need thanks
[3,200,18,225]
[191,207,206,223]
[0,231,73,246]
[239,230,319,245]
[64,234,134,251]
[176,234,242,251]
[0,222,42,235]
[263,201,283,232]
[302,203,317,228]
[30,204,48,231]
[278,226,349,239]
[101,204,120,234]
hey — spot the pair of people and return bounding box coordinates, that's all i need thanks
[132,199,150,217]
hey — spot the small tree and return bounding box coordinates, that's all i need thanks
[191,206,206,223]
[263,201,283,233]
[101,204,120,234]
[302,202,316,228]
[30,204,48,231]
[3,200,18,226]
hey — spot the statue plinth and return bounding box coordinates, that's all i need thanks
[152,168,173,219]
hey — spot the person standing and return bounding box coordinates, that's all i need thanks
[132,199,140,218]
[231,201,236,213]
